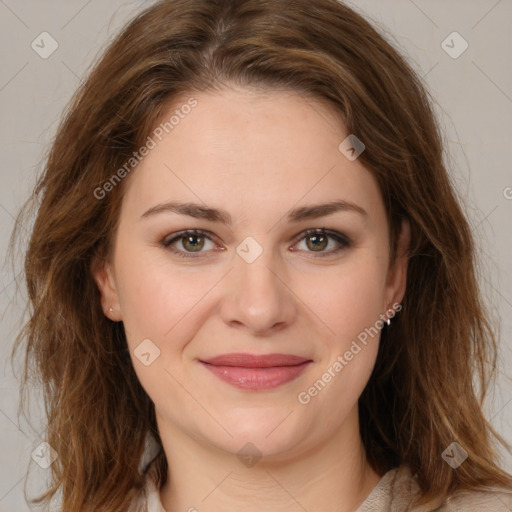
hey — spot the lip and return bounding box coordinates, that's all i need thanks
[199,353,312,390]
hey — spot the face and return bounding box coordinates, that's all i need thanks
[93,87,409,461]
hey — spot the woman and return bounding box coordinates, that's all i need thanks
[11,0,512,510]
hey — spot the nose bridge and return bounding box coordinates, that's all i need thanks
[220,238,295,334]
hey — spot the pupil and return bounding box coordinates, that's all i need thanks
[308,234,327,251]
[184,235,203,251]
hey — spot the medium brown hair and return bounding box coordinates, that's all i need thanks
[11,0,512,510]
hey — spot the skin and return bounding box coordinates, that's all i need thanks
[93,87,410,512]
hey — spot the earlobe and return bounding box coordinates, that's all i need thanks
[90,254,121,320]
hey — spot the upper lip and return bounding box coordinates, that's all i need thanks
[200,353,312,368]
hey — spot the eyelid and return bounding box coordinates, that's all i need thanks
[162,228,217,245]
[290,228,351,247]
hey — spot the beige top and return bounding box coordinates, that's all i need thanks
[129,458,512,512]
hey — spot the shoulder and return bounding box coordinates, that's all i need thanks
[394,465,512,512]
[439,486,512,511]
[359,464,512,512]
[357,465,423,511]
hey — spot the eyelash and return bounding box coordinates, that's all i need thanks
[161,228,351,259]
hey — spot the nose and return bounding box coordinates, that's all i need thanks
[219,248,297,336]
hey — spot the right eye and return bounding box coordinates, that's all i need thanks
[161,229,221,258]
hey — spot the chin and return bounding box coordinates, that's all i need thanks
[205,408,313,459]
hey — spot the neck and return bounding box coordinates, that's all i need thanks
[157,408,382,512]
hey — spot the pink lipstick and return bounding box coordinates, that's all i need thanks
[199,353,312,390]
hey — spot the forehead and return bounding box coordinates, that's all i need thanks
[120,87,384,224]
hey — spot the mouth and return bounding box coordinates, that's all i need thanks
[199,353,313,390]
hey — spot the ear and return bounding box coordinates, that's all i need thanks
[91,253,121,321]
[385,218,411,307]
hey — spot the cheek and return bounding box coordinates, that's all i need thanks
[114,242,221,356]
[299,252,388,344]
[113,249,212,402]
[119,272,203,342]
[294,259,385,428]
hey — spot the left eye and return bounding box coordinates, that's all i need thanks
[292,228,351,256]
[161,228,351,259]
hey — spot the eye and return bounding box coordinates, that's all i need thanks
[162,229,219,258]
[291,228,351,257]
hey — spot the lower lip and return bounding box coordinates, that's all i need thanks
[200,361,312,390]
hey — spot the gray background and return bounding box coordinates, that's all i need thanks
[1,0,511,510]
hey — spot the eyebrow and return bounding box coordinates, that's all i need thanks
[140,199,368,224]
